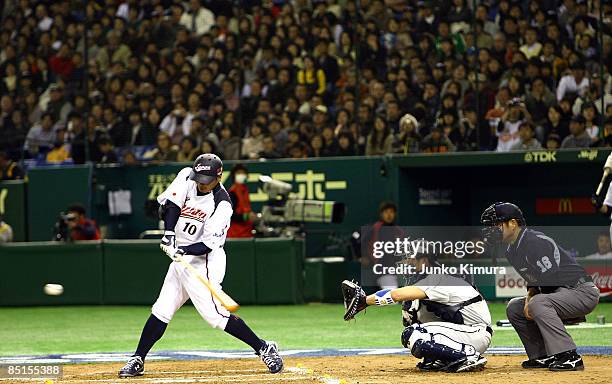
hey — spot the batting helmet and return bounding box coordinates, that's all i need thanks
[189,153,223,184]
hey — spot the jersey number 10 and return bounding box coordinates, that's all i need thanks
[182,222,197,235]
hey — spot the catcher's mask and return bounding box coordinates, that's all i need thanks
[400,251,441,286]
[480,202,526,246]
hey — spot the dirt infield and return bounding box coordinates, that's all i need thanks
[38,355,611,384]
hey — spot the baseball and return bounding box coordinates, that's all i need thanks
[43,283,64,296]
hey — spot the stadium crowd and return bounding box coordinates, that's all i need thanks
[0,0,611,170]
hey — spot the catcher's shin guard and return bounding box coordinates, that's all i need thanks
[411,340,467,369]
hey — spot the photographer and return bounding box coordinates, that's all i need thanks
[54,203,100,241]
[496,97,532,152]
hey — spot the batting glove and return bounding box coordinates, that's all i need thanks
[160,230,176,248]
[160,243,185,261]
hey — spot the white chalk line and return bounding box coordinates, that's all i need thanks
[61,369,269,378]
[55,377,312,383]
[0,367,319,383]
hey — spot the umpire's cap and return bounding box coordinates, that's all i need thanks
[189,153,223,184]
[480,202,526,226]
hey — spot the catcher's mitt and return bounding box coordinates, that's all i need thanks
[342,280,367,321]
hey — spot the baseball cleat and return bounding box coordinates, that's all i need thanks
[454,355,488,372]
[258,341,284,374]
[521,355,555,369]
[118,355,144,378]
[549,350,584,371]
[416,358,448,372]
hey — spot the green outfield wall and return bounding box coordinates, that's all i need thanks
[1,150,611,305]
[4,149,606,254]
[0,238,303,306]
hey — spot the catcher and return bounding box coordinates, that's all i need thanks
[342,253,492,372]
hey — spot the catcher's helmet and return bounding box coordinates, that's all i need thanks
[189,153,223,184]
[480,202,526,245]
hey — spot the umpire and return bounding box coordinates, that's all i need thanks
[481,202,599,371]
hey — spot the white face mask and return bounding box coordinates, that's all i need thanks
[234,173,247,184]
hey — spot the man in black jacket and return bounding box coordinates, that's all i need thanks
[481,202,599,371]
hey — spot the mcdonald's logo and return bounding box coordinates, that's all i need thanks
[535,198,595,215]
[558,198,573,213]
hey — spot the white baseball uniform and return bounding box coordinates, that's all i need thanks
[151,167,232,329]
[404,275,492,356]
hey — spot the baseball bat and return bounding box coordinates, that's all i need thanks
[166,251,240,313]
[595,168,611,197]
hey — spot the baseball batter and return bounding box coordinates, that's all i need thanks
[342,253,492,373]
[118,154,283,378]
[481,202,599,371]
[592,152,612,240]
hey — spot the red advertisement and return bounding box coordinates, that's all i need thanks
[584,266,612,297]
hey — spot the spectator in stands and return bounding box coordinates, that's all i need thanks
[45,84,73,127]
[519,27,542,60]
[545,133,562,150]
[0,0,609,163]
[574,73,612,116]
[0,151,24,180]
[242,122,265,160]
[128,109,157,146]
[332,132,355,157]
[450,107,479,151]
[177,136,199,162]
[542,105,569,143]
[46,128,71,163]
[23,112,56,155]
[581,102,601,142]
[298,55,326,96]
[585,232,612,259]
[525,77,556,127]
[260,135,282,159]
[144,132,178,163]
[511,121,542,150]
[557,61,590,102]
[592,118,612,148]
[95,135,119,164]
[122,150,139,167]
[218,125,241,160]
[561,115,591,148]
[366,115,394,156]
[421,126,456,153]
[180,0,215,36]
[394,113,421,154]
[496,98,531,152]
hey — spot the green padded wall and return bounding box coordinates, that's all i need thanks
[27,165,92,241]
[224,239,257,304]
[304,258,360,302]
[254,238,304,304]
[0,241,103,305]
[102,240,168,304]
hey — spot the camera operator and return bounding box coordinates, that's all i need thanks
[54,203,101,241]
[496,97,532,152]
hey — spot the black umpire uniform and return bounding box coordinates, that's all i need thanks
[481,202,599,371]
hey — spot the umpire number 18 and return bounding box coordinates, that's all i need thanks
[536,256,553,272]
[182,222,197,235]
